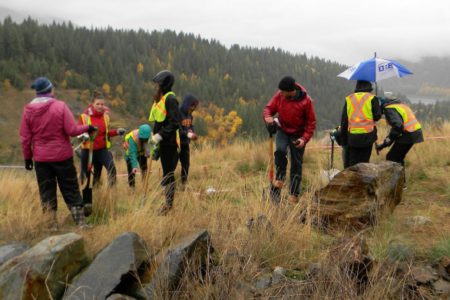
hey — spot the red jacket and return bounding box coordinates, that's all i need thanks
[263,83,316,142]
[20,96,89,162]
[78,105,118,150]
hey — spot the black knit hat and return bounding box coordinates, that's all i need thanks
[355,80,373,92]
[278,76,296,92]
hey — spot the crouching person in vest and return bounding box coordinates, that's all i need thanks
[340,80,382,167]
[123,124,152,187]
[376,92,424,186]
[78,91,126,216]
[149,70,181,216]
[19,77,94,230]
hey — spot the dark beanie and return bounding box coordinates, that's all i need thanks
[278,76,296,92]
[31,77,53,94]
[355,80,373,92]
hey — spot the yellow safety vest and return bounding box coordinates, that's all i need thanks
[346,92,375,134]
[123,129,142,156]
[385,103,422,132]
[148,91,180,148]
[80,113,111,149]
[148,91,176,122]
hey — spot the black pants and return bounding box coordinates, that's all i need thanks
[126,155,148,187]
[35,158,83,211]
[160,144,179,206]
[386,142,413,166]
[179,143,190,184]
[347,145,373,167]
[81,148,117,205]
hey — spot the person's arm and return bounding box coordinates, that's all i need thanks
[340,102,348,145]
[157,96,181,140]
[372,96,382,121]
[301,99,316,143]
[19,108,33,160]
[108,129,119,137]
[262,93,279,121]
[63,103,89,136]
[384,108,404,140]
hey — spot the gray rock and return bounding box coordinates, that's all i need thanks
[255,273,272,289]
[432,279,450,296]
[65,232,151,299]
[271,266,287,285]
[142,229,212,299]
[311,161,405,231]
[0,233,88,300]
[411,266,438,285]
[0,243,29,266]
[406,216,432,226]
[106,294,137,300]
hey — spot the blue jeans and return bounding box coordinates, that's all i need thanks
[273,130,305,197]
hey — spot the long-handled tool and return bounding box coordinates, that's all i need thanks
[139,143,154,208]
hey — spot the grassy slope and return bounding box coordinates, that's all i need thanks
[0,116,449,298]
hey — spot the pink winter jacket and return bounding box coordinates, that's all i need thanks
[20,96,89,162]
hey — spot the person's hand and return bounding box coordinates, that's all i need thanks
[25,159,33,171]
[87,125,97,134]
[264,116,274,124]
[131,168,138,174]
[187,131,198,140]
[294,138,305,149]
[150,133,162,145]
[384,137,393,146]
[77,133,89,142]
[117,128,126,136]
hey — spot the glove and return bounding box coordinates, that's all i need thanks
[117,128,126,136]
[375,137,393,153]
[151,147,160,161]
[77,133,89,142]
[384,137,393,146]
[187,131,198,140]
[87,125,97,134]
[25,159,33,171]
[151,133,162,145]
[131,168,138,174]
[266,123,278,135]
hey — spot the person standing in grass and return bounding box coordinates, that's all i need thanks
[19,76,95,229]
[376,92,424,186]
[179,94,199,188]
[340,80,382,167]
[78,90,126,216]
[148,70,181,215]
[263,76,316,204]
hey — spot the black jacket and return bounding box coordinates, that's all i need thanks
[340,94,382,147]
[153,94,181,146]
[383,101,424,144]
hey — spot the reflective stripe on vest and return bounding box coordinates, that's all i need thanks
[123,129,141,156]
[80,113,111,149]
[346,92,375,134]
[385,103,422,132]
[148,91,176,122]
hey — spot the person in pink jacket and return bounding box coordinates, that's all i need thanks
[19,77,95,229]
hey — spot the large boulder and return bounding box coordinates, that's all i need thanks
[142,229,212,299]
[65,232,151,299]
[0,233,88,300]
[0,243,30,266]
[311,161,404,231]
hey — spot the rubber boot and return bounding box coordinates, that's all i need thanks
[70,206,90,229]
[84,204,92,217]
[158,184,175,216]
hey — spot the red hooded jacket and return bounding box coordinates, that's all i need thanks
[263,83,316,142]
[20,96,89,162]
[78,105,118,150]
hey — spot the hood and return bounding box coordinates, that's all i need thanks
[84,104,106,117]
[290,83,306,101]
[381,98,401,108]
[180,94,199,114]
[25,97,56,117]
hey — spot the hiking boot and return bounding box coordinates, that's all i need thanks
[288,195,299,204]
[84,204,92,217]
[157,203,173,216]
[70,206,91,229]
[273,180,284,188]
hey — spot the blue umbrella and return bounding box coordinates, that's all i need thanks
[338,57,413,82]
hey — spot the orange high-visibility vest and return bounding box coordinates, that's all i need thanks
[80,113,111,149]
[346,92,375,134]
[385,103,422,132]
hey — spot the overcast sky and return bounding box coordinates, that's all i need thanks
[2,0,450,65]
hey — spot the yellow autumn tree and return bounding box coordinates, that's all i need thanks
[102,83,111,95]
[193,103,243,146]
[115,84,124,97]
[137,63,144,75]
[2,79,11,91]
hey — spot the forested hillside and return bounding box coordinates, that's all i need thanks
[0,17,354,136]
